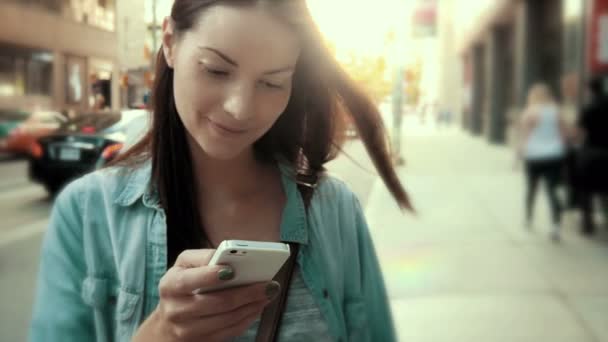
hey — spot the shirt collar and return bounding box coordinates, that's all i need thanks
[112,160,157,208]
[112,160,309,245]
[277,163,309,245]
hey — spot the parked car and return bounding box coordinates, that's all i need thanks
[0,109,29,140]
[28,109,150,194]
[0,110,67,156]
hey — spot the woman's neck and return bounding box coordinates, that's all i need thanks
[188,140,275,204]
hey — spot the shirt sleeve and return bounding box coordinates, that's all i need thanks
[352,195,398,342]
[29,181,95,341]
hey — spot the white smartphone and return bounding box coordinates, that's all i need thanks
[194,240,291,294]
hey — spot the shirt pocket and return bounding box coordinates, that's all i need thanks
[81,276,143,342]
[344,297,370,342]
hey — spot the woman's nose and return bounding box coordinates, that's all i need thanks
[223,84,254,121]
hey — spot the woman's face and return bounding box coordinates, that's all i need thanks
[163,4,300,160]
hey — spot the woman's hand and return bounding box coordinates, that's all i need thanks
[133,249,280,342]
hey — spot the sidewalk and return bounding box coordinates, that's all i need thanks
[364,121,608,342]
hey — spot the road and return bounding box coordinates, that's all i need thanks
[0,159,51,342]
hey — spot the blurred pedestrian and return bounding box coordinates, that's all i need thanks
[436,108,452,128]
[576,76,608,235]
[517,83,567,241]
[29,1,412,342]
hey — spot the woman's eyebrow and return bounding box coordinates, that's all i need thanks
[199,46,237,66]
[199,46,294,75]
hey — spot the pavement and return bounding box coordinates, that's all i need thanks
[360,118,608,342]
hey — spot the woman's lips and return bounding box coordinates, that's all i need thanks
[206,117,247,135]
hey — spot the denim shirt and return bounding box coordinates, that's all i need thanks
[29,161,396,342]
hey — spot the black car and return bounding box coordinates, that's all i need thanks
[28,109,150,194]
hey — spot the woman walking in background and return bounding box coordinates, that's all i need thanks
[518,83,568,241]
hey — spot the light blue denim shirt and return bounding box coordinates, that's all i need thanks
[29,161,396,342]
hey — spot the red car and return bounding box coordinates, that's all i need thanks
[1,111,67,156]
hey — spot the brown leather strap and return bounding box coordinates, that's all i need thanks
[255,243,299,342]
[255,172,316,342]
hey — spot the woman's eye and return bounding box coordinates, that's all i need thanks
[205,67,229,77]
[259,80,283,89]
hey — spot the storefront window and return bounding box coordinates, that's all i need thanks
[26,53,54,95]
[89,59,114,110]
[0,55,18,97]
[0,45,53,97]
[7,0,63,13]
[63,0,116,31]
[6,0,116,32]
[65,55,86,105]
[144,0,172,56]
[563,0,584,72]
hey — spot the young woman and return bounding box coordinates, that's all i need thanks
[29,1,412,341]
[518,83,567,241]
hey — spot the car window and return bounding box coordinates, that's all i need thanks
[57,112,121,133]
[101,110,148,134]
[43,113,66,124]
[31,111,66,124]
[122,113,151,148]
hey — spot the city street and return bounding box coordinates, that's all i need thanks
[1,120,608,341]
[2,0,607,341]
[369,118,608,342]
[0,159,50,342]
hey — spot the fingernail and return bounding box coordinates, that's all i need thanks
[218,267,234,281]
[265,281,281,300]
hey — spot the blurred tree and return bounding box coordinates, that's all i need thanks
[404,61,422,105]
[340,52,392,104]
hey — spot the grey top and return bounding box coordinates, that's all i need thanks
[233,267,333,341]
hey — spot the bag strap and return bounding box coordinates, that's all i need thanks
[255,172,317,342]
[255,242,299,342]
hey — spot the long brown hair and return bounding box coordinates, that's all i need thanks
[114,0,412,266]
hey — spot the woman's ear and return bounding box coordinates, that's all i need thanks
[162,17,176,68]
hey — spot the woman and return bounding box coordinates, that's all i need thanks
[518,83,567,241]
[30,1,412,342]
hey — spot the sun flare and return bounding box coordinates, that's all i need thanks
[306,0,407,59]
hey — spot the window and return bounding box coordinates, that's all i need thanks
[9,0,117,31]
[562,0,584,72]
[65,55,86,104]
[26,53,54,95]
[0,55,18,97]
[0,45,54,97]
[64,0,116,31]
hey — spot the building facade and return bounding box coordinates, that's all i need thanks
[0,0,120,114]
[444,0,607,146]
